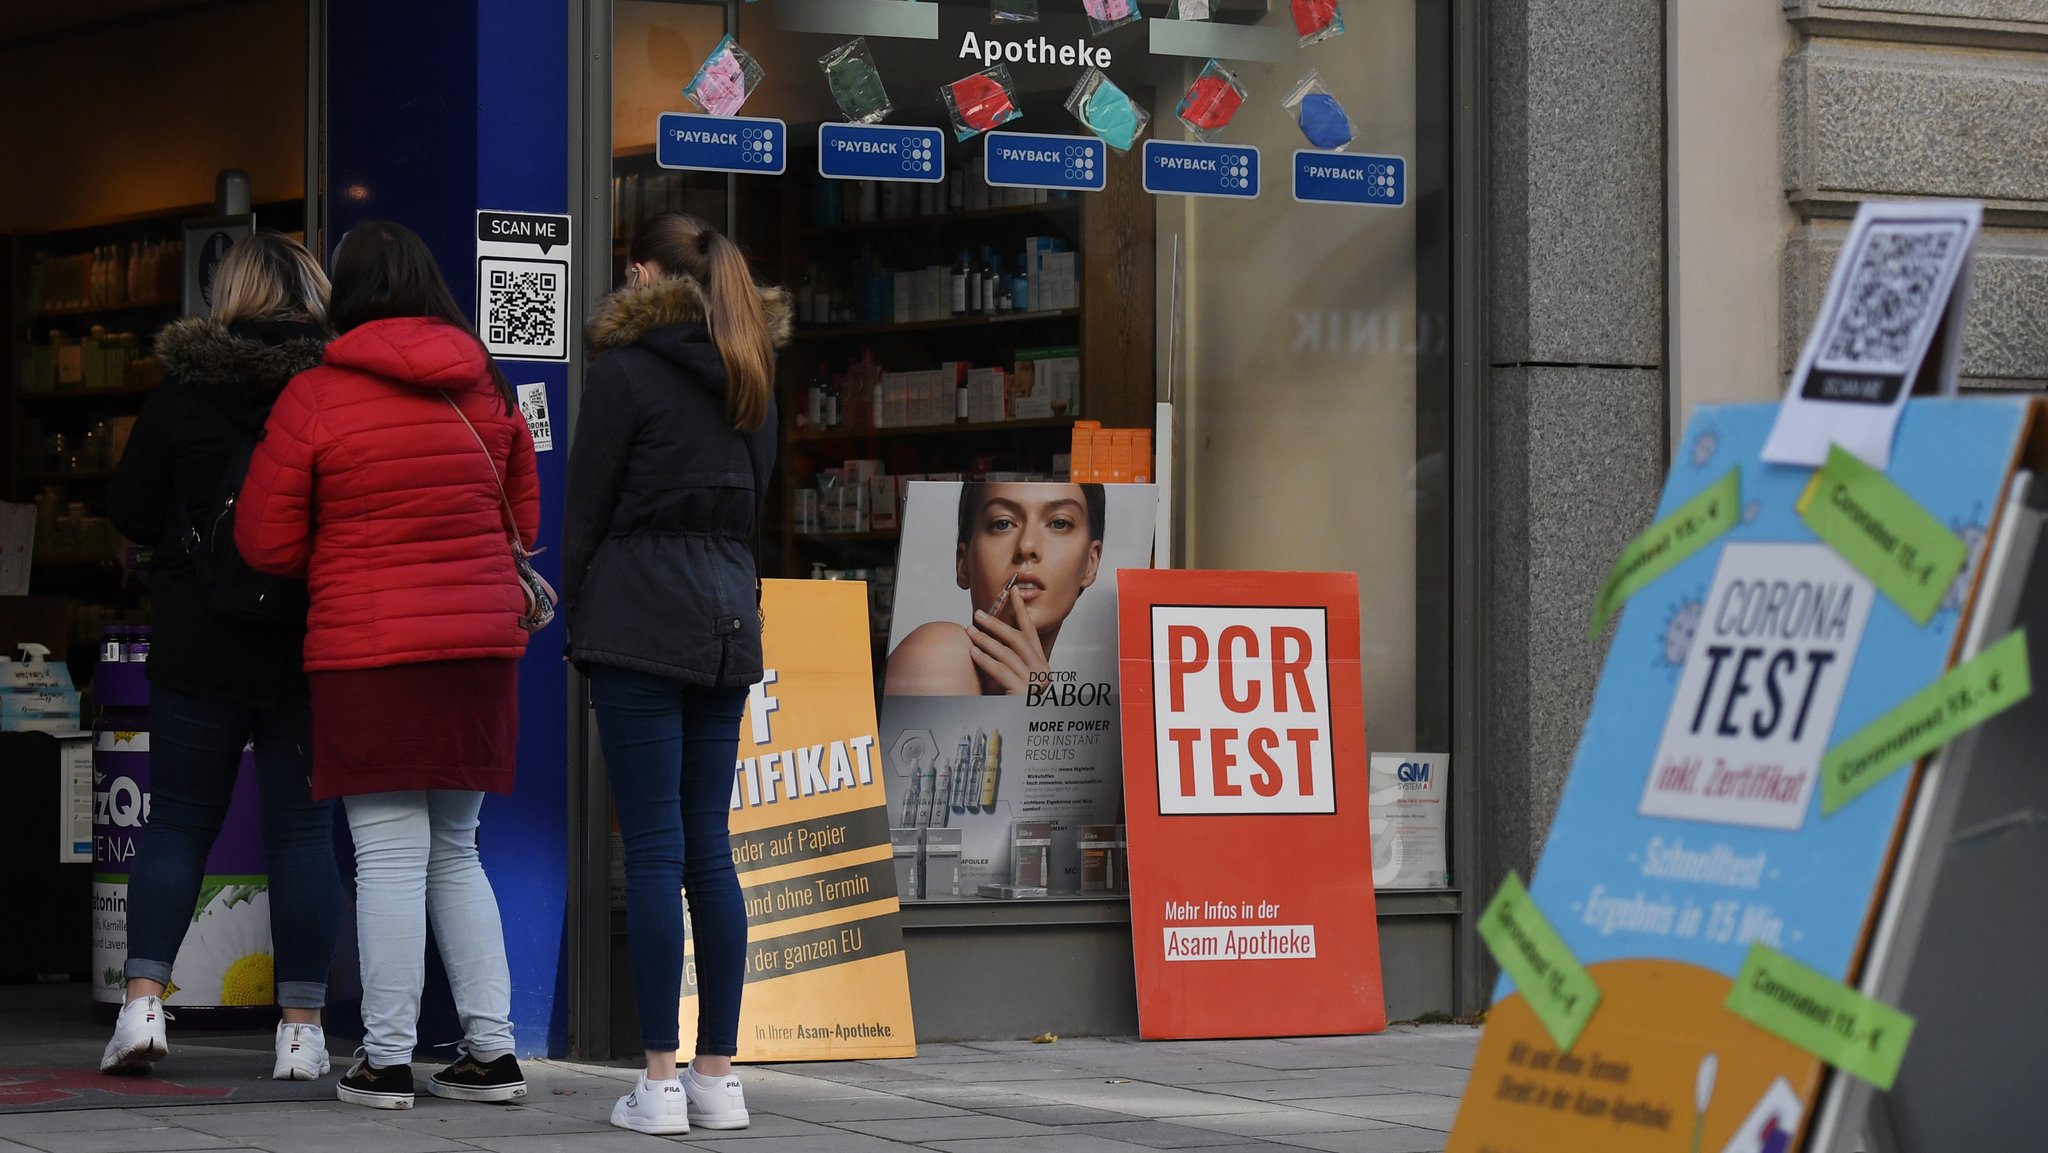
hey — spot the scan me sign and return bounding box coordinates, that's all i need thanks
[1117,570,1384,1039]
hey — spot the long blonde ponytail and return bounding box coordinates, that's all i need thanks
[627,213,774,431]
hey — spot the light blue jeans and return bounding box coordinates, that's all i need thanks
[342,790,515,1067]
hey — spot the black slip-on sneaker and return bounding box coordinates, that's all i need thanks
[336,1056,414,1109]
[427,1052,527,1103]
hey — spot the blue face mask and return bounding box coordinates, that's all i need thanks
[1298,92,1354,150]
[1084,85,1142,152]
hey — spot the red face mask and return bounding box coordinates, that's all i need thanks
[1292,0,1342,38]
[1180,74,1244,131]
[950,73,1017,132]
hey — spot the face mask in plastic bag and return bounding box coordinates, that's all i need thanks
[1291,0,1346,47]
[1066,67,1149,153]
[943,65,1023,141]
[819,38,892,124]
[1174,0,1213,18]
[684,34,763,117]
[992,0,1039,23]
[1284,71,1355,151]
[1084,0,1143,37]
[1175,59,1246,143]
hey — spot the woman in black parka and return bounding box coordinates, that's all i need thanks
[100,230,341,1083]
[564,211,788,1136]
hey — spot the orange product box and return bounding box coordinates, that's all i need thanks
[1108,428,1136,484]
[1071,421,1101,482]
[1132,428,1153,483]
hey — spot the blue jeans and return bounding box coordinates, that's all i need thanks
[342,790,515,1067]
[125,686,340,1009]
[591,665,749,1056]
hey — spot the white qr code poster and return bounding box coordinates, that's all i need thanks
[476,210,572,362]
[1764,199,1978,469]
[516,382,554,452]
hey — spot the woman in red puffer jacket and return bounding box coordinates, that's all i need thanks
[236,220,538,1112]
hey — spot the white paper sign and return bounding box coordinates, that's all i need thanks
[1149,605,1336,816]
[1368,752,1448,888]
[1762,200,1980,468]
[516,382,554,452]
[1640,543,1874,832]
[476,210,572,362]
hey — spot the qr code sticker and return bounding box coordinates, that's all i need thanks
[1815,221,1964,374]
[479,257,569,360]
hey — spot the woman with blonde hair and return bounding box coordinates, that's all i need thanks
[564,211,787,1135]
[103,229,341,1081]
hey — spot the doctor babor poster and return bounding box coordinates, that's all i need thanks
[878,480,1158,898]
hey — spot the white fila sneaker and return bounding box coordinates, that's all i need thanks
[100,995,169,1074]
[684,1065,750,1129]
[611,1072,690,1135]
[273,1021,331,1081]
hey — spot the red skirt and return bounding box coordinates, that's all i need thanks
[309,659,519,800]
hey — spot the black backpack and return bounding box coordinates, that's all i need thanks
[169,438,309,626]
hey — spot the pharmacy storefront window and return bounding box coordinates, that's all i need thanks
[608,0,1453,902]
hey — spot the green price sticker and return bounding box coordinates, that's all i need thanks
[1725,943,1915,1091]
[1822,629,2031,815]
[1797,444,1968,625]
[1589,469,1740,642]
[1476,872,1601,1052]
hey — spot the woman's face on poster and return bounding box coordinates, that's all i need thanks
[956,483,1102,631]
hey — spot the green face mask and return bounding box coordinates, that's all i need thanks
[827,57,888,121]
[1083,85,1141,152]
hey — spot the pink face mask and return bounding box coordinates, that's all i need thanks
[694,50,749,117]
[1083,0,1134,19]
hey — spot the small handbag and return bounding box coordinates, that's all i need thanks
[444,393,558,631]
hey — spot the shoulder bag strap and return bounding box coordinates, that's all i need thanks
[440,392,530,554]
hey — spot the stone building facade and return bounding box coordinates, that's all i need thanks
[1474,0,2048,1007]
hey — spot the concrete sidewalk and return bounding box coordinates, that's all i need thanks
[0,1026,1477,1153]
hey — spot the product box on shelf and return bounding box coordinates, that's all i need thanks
[1,644,80,734]
[1040,252,1079,311]
[924,828,964,898]
[965,367,1008,423]
[1069,424,1153,483]
[867,477,900,531]
[1011,820,1053,888]
[891,828,923,901]
[0,692,79,734]
[819,482,871,534]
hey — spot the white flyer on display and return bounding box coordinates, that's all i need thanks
[1367,752,1448,888]
[1761,200,1980,469]
[516,382,554,452]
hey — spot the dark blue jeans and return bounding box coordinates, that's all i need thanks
[124,686,341,1009]
[590,665,749,1056]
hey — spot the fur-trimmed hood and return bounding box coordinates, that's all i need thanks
[584,274,792,355]
[153,317,328,392]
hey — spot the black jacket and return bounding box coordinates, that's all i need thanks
[108,318,326,707]
[563,275,789,687]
